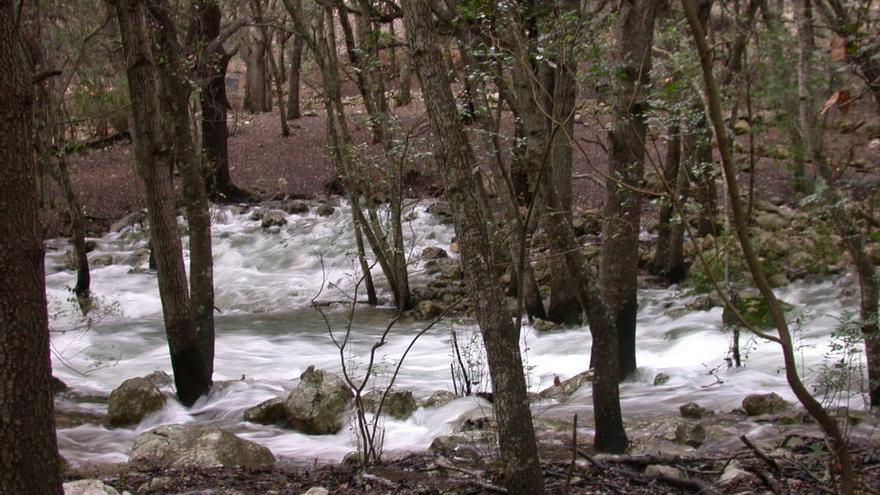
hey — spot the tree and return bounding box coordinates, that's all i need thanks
[402,1,546,492]
[0,0,64,490]
[599,0,661,378]
[111,0,212,406]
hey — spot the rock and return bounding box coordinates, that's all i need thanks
[449,241,460,254]
[421,246,448,260]
[107,377,167,427]
[129,424,276,469]
[653,373,670,386]
[645,464,683,479]
[284,366,353,434]
[316,204,335,217]
[90,253,114,266]
[142,370,173,388]
[679,402,711,419]
[137,476,173,493]
[302,488,329,495]
[532,318,561,332]
[742,392,789,416]
[51,375,70,395]
[361,389,418,420]
[674,423,706,447]
[64,479,121,495]
[538,370,593,400]
[111,210,147,233]
[426,201,453,222]
[719,461,756,485]
[261,210,287,230]
[282,200,309,214]
[413,300,443,321]
[243,398,288,425]
[429,431,493,455]
[734,119,750,135]
[423,390,457,408]
[768,273,790,288]
[249,207,267,220]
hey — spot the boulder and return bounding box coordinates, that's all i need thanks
[63,479,121,495]
[128,424,275,469]
[538,370,593,400]
[282,200,309,214]
[142,370,173,388]
[243,398,288,426]
[361,389,418,420]
[653,373,670,386]
[261,210,287,230]
[532,318,561,332]
[413,300,443,321]
[421,246,448,260]
[302,488,329,495]
[742,392,789,416]
[674,423,706,447]
[679,402,711,419]
[107,377,167,427]
[316,204,336,217]
[284,366,353,434]
[423,390,457,408]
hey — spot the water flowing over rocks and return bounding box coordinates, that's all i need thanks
[106,377,167,427]
[128,425,276,469]
[285,366,353,434]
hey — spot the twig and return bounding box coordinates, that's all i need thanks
[739,434,780,472]
[752,467,783,495]
[577,449,721,495]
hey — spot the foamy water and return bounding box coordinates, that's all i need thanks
[46,202,871,466]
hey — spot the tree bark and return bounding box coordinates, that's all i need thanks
[599,0,660,378]
[402,2,546,493]
[0,2,63,491]
[653,120,685,283]
[287,31,303,119]
[243,24,270,113]
[113,0,211,406]
[54,157,92,305]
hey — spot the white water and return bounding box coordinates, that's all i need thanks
[46,202,871,466]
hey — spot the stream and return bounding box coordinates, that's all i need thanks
[45,201,871,466]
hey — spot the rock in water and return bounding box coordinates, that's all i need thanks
[423,390,457,408]
[743,392,790,416]
[128,424,276,469]
[679,402,712,419]
[63,479,121,495]
[107,377,167,427]
[361,389,418,420]
[674,422,706,447]
[243,398,288,425]
[284,366,353,434]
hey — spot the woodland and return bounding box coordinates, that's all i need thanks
[1,0,880,494]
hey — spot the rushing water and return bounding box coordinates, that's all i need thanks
[45,202,871,466]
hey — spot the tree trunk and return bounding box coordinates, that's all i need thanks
[0,3,63,491]
[114,0,211,406]
[287,31,303,118]
[653,121,680,278]
[53,157,91,306]
[599,0,660,378]
[402,2,546,493]
[243,27,270,113]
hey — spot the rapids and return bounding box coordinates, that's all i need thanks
[45,202,870,466]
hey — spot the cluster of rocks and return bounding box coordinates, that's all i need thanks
[248,199,337,233]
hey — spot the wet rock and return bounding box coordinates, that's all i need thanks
[90,253,114,266]
[107,377,167,427]
[742,392,789,416]
[538,370,593,400]
[674,422,706,447]
[284,366,352,434]
[64,479,121,495]
[423,390,457,408]
[129,424,275,469]
[142,370,173,388]
[302,488,329,495]
[361,389,418,420]
[426,202,453,223]
[645,464,683,479]
[51,375,70,395]
[282,200,309,215]
[679,402,711,419]
[413,300,443,321]
[532,318,561,332]
[243,398,287,425]
[261,210,287,230]
[249,207,267,220]
[111,210,147,233]
[316,204,335,217]
[421,246,448,260]
[653,373,670,386]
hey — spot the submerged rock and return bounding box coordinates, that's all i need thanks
[361,389,418,420]
[285,366,352,434]
[129,424,276,469]
[106,377,167,427]
[261,210,287,230]
[743,392,790,416]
